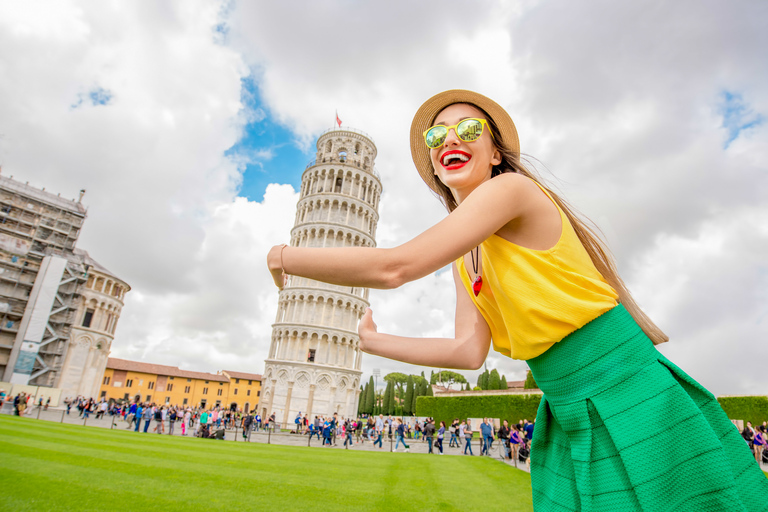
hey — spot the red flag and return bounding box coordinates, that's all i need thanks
[335,111,342,127]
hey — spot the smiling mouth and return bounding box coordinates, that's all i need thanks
[441,151,471,170]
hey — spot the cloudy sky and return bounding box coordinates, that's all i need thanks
[1,1,766,395]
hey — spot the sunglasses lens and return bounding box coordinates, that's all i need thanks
[457,119,483,142]
[425,126,447,149]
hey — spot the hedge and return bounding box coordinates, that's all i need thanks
[717,396,768,426]
[416,394,768,428]
[415,394,542,425]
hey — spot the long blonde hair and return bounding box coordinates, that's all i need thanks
[432,106,668,345]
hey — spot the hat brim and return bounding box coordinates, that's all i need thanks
[410,90,519,195]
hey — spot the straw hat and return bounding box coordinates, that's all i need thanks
[409,89,520,195]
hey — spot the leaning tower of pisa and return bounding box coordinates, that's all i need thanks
[261,127,381,425]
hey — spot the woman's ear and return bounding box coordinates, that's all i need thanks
[491,149,502,166]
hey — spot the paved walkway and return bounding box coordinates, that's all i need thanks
[2,406,532,471]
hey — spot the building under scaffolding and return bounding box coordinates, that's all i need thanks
[0,173,89,387]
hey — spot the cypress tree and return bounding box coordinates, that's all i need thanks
[361,382,370,414]
[358,385,365,412]
[388,381,396,413]
[404,375,414,415]
[524,370,539,390]
[411,379,422,413]
[366,376,376,413]
[489,369,501,390]
[383,380,393,415]
[500,375,508,391]
[427,382,434,396]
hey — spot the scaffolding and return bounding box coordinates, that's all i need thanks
[0,173,87,386]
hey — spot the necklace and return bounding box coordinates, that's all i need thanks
[470,246,483,297]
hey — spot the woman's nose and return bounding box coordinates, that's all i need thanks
[443,127,461,146]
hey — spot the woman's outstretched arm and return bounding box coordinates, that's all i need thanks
[356,264,491,370]
[267,172,537,290]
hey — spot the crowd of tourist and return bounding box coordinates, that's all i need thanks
[0,390,53,416]
[4,388,764,468]
[284,411,536,463]
[0,389,537,458]
[742,421,768,464]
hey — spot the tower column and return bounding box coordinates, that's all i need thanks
[283,381,294,426]
[306,384,316,419]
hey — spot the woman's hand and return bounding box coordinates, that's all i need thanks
[358,308,378,353]
[267,244,287,290]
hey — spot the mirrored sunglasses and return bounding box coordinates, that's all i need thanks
[423,118,494,149]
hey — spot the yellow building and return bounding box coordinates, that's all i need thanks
[220,370,263,413]
[99,358,261,411]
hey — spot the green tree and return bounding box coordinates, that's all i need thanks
[358,385,365,412]
[431,370,467,386]
[413,380,427,413]
[383,380,393,415]
[384,372,408,387]
[489,369,501,390]
[524,370,538,390]
[366,376,376,412]
[500,375,508,391]
[427,382,434,396]
[404,376,415,415]
[361,382,370,414]
[477,370,490,390]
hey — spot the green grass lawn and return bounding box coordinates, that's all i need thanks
[0,415,532,511]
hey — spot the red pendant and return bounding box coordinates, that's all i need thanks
[472,275,483,297]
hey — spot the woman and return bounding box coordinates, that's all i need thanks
[268,90,768,510]
[437,421,446,455]
[510,424,522,462]
[753,429,764,465]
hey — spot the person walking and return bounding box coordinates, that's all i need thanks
[437,421,446,455]
[343,419,354,447]
[524,419,534,442]
[480,418,493,456]
[449,419,459,448]
[373,419,383,449]
[168,408,176,435]
[461,420,473,456]
[498,420,511,459]
[394,419,410,452]
[424,418,436,454]
[153,407,163,434]
[134,404,143,432]
[242,412,253,440]
[141,404,152,433]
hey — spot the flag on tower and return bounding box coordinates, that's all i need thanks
[335,111,342,128]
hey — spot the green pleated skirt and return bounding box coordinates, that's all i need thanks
[527,304,768,511]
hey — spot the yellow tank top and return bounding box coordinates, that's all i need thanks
[457,183,618,360]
